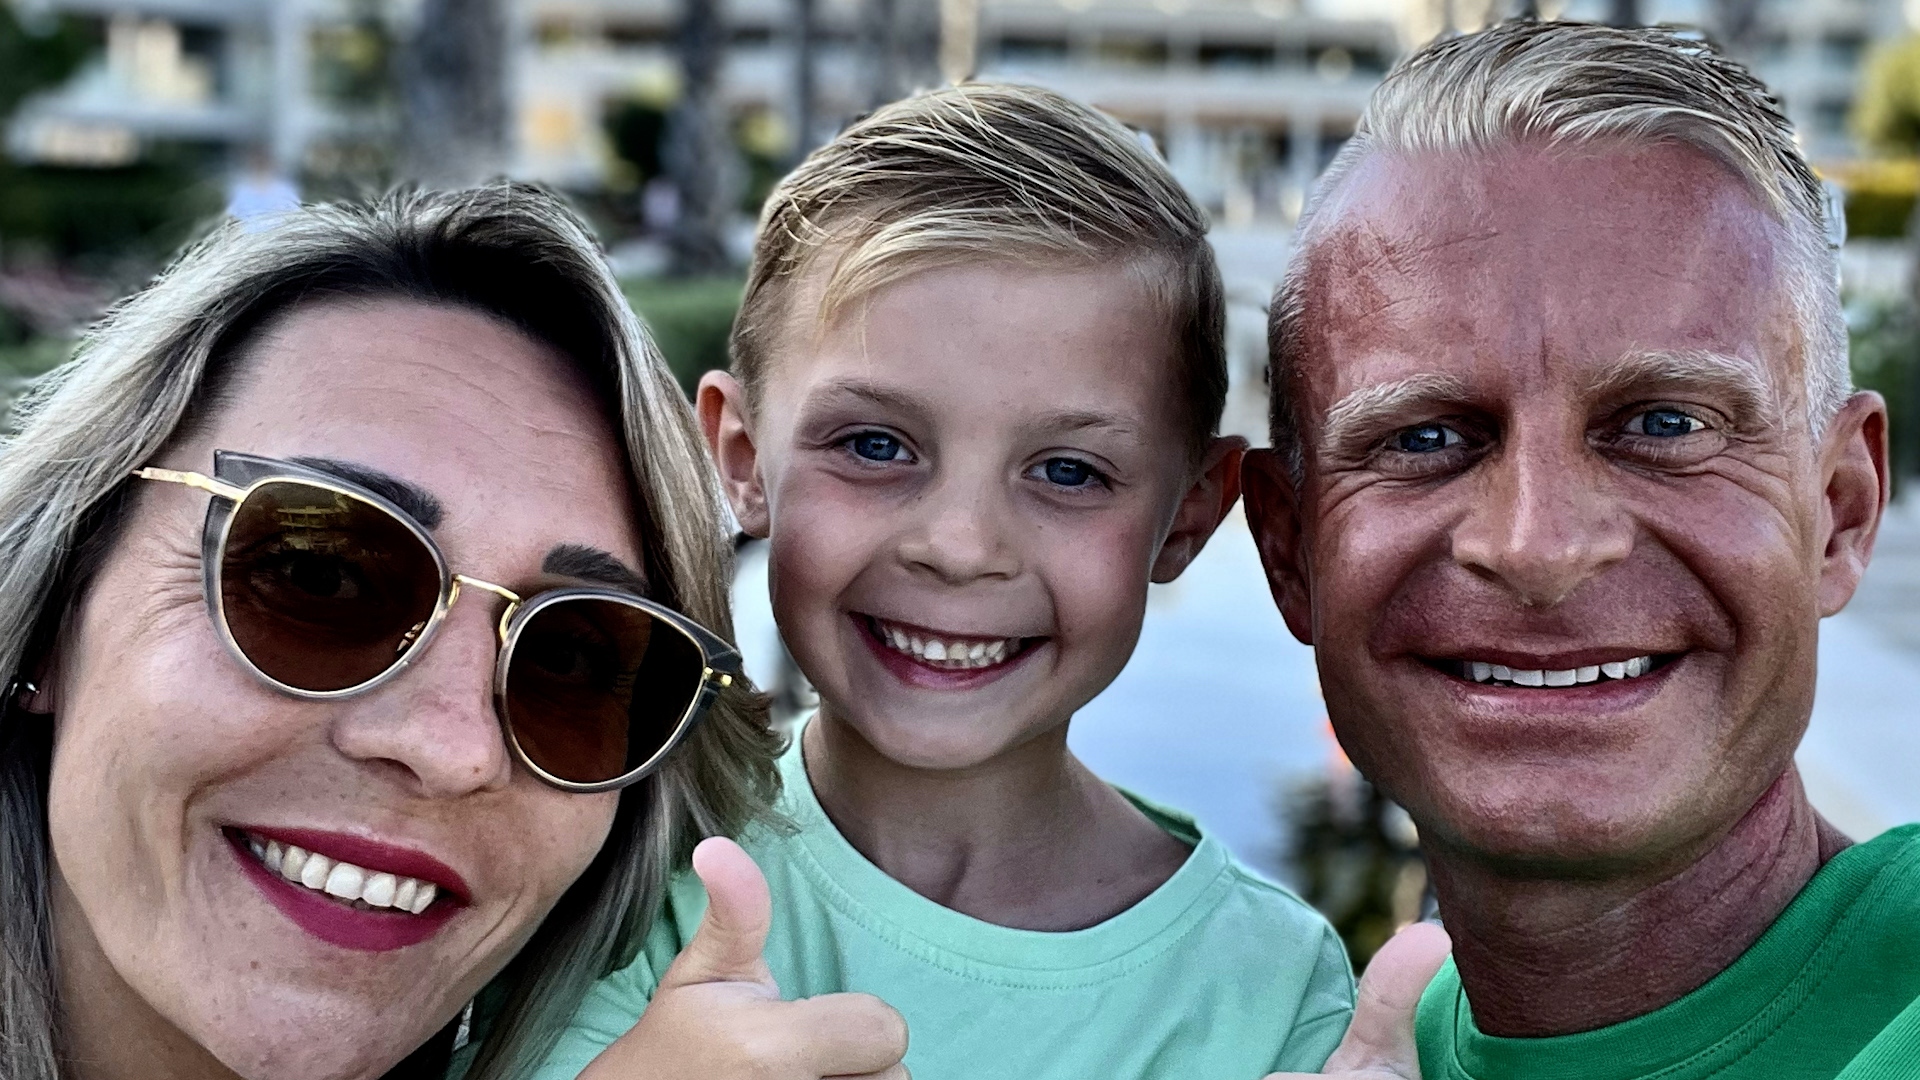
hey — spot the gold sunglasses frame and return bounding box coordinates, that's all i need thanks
[133,450,742,793]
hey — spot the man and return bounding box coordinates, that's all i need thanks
[1244,20,1920,1080]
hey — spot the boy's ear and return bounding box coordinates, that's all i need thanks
[1150,436,1247,585]
[1241,448,1314,647]
[696,371,770,538]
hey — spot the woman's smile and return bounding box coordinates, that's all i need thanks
[224,825,467,952]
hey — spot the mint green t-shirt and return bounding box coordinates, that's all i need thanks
[1416,824,1920,1080]
[533,733,1357,1080]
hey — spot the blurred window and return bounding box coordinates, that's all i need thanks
[992,34,1069,63]
[732,24,773,47]
[1094,35,1169,68]
[605,21,670,49]
[1199,42,1275,69]
[1815,96,1852,136]
[1822,32,1867,69]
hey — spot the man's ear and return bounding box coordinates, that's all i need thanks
[696,370,770,538]
[1151,436,1247,585]
[1241,447,1314,646]
[1817,390,1889,617]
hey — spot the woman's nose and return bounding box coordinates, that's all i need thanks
[327,599,513,798]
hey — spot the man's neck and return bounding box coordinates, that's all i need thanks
[1428,767,1852,1038]
[802,710,1191,931]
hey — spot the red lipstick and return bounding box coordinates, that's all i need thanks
[227,827,467,952]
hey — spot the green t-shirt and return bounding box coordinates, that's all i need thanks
[532,733,1357,1080]
[1416,823,1920,1080]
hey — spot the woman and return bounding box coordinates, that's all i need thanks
[0,184,779,1080]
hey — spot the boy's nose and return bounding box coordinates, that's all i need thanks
[897,479,1021,585]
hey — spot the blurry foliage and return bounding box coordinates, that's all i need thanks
[1850,297,1920,491]
[1282,767,1430,972]
[311,0,397,109]
[1856,35,1920,158]
[0,7,211,266]
[0,334,71,382]
[735,107,789,215]
[1839,160,1920,240]
[0,6,93,120]
[622,276,743,394]
[0,151,219,263]
[606,99,669,189]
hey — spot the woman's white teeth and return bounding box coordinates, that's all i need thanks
[250,834,439,914]
[877,620,1016,669]
[1466,655,1654,687]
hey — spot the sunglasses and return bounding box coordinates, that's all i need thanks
[133,451,742,793]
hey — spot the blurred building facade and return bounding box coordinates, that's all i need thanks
[4,0,1909,205]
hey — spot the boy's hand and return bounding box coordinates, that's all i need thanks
[580,837,910,1080]
[1261,922,1451,1080]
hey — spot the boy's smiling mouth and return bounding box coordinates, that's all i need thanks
[859,614,1037,673]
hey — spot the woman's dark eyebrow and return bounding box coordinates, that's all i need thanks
[288,456,444,529]
[543,543,648,593]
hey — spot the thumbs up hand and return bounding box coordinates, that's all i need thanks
[1262,922,1452,1080]
[579,837,911,1080]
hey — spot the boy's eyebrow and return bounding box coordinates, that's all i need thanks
[1030,408,1143,440]
[805,381,1145,440]
[804,378,933,420]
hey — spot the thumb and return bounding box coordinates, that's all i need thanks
[657,837,777,991]
[1321,921,1452,1077]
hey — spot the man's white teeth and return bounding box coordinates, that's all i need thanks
[253,835,439,914]
[877,620,1017,670]
[1466,655,1655,688]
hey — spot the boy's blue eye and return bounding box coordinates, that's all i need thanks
[1042,458,1097,487]
[849,432,906,462]
[1394,424,1462,453]
[1638,409,1703,437]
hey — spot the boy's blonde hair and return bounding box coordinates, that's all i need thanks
[732,82,1227,455]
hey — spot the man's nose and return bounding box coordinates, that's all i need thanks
[1450,431,1634,607]
[895,470,1021,586]
[328,600,513,798]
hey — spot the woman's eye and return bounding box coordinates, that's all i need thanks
[1392,424,1463,454]
[255,549,365,602]
[1635,409,1705,437]
[1042,458,1097,487]
[846,432,908,462]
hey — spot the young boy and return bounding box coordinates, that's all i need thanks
[538,84,1354,1080]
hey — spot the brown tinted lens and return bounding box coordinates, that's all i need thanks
[220,481,442,692]
[504,597,704,785]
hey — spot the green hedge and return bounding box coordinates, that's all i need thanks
[1850,296,1920,492]
[622,276,744,396]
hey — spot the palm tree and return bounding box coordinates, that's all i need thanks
[399,0,508,186]
[666,0,735,275]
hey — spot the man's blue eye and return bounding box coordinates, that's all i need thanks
[1395,424,1460,453]
[1639,410,1702,437]
[849,433,904,461]
[1043,458,1096,487]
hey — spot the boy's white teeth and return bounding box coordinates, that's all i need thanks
[1465,655,1655,688]
[246,833,440,914]
[876,619,1019,670]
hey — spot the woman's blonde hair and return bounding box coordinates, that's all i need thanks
[0,184,779,1080]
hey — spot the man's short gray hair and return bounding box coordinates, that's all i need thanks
[1268,20,1849,471]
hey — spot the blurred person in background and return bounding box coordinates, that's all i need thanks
[225,144,302,224]
[1246,20,1920,1080]
[0,184,785,1080]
